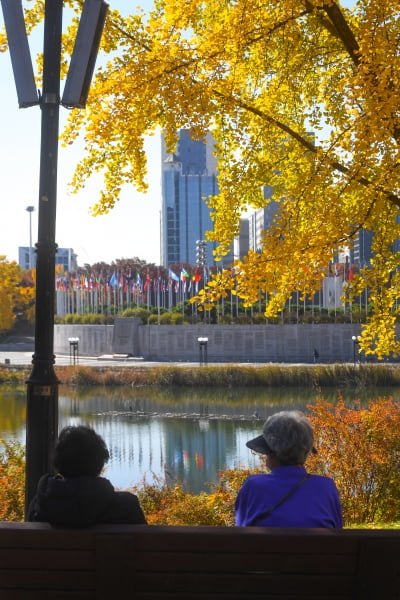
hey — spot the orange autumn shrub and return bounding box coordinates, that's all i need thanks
[0,440,25,521]
[134,468,262,526]
[134,478,225,525]
[307,397,400,525]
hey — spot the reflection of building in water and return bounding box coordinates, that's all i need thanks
[94,418,167,488]
[162,419,259,494]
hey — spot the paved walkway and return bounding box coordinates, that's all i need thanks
[0,350,206,368]
[0,347,253,368]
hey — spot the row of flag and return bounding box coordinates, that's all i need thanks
[56,267,206,294]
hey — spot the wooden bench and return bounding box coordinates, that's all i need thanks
[0,522,399,599]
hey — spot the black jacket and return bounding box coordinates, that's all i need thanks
[27,474,147,527]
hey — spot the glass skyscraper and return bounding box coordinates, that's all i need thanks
[160,129,218,267]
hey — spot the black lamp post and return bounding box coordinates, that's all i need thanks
[24,0,62,513]
[1,0,108,514]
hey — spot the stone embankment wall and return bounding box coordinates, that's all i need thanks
[54,324,114,357]
[54,322,383,363]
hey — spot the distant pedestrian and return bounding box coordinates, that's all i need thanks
[313,348,319,362]
[28,425,147,527]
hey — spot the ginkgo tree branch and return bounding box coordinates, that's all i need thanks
[303,0,360,66]
[321,2,360,66]
[211,88,400,208]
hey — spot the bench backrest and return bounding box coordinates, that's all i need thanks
[0,522,399,599]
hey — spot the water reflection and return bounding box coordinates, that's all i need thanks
[0,384,399,494]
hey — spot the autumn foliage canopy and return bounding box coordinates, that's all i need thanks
[3,1,400,357]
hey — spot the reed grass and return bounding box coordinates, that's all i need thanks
[1,363,400,387]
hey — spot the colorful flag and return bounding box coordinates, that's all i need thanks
[144,271,152,292]
[194,268,202,282]
[109,271,118,288]
[169,268,179,282]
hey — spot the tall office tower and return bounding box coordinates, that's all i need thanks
[248,197,279,253]
[233,219,250,261]
[351,229,374,267]
[160,129,219,267]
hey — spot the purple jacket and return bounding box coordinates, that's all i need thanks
[235,465,342,528]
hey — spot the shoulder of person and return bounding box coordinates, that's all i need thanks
[241,473,270,488]
[307,473,338,487]
[114,489,141,503]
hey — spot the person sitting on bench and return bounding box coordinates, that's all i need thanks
[235,410,342,528]
[28,425,147,527]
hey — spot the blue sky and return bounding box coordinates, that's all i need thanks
[0,1,162,267]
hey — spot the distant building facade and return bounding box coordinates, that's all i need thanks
[233,219,250,261]
[19,246,78,271]
[160,129,220,268]
[351,229,374,267]
[248,198,279,252]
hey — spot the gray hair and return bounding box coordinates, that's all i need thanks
[262,410,314,465]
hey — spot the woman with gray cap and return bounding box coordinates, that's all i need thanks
[235,410,342,528]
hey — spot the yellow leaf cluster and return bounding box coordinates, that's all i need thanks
[0,257,35,333]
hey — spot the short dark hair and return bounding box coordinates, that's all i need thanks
[53,425,110,477]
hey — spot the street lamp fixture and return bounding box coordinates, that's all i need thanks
[352,335,361,366]
[68,337,79,365]
[198,336,209,366]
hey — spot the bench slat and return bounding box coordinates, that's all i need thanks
[0,528,96,549]
[133,550,357,574]
[0,549,94,569]
[134,593,351,600]
[134,572,355,596]
[130,527,358,552]
[0,592,94,600]
[0,569,94,589]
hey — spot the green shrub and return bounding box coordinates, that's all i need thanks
[170,313,185,324]
[121,307,150,323]
[159,312,172,324]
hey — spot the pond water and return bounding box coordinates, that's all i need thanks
[1,384,398,494]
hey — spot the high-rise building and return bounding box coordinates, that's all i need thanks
[19,246,78,271]
[248,189,279,253]
[160,129,219,267]
[233,219,250,261]
[351,229,374,267]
